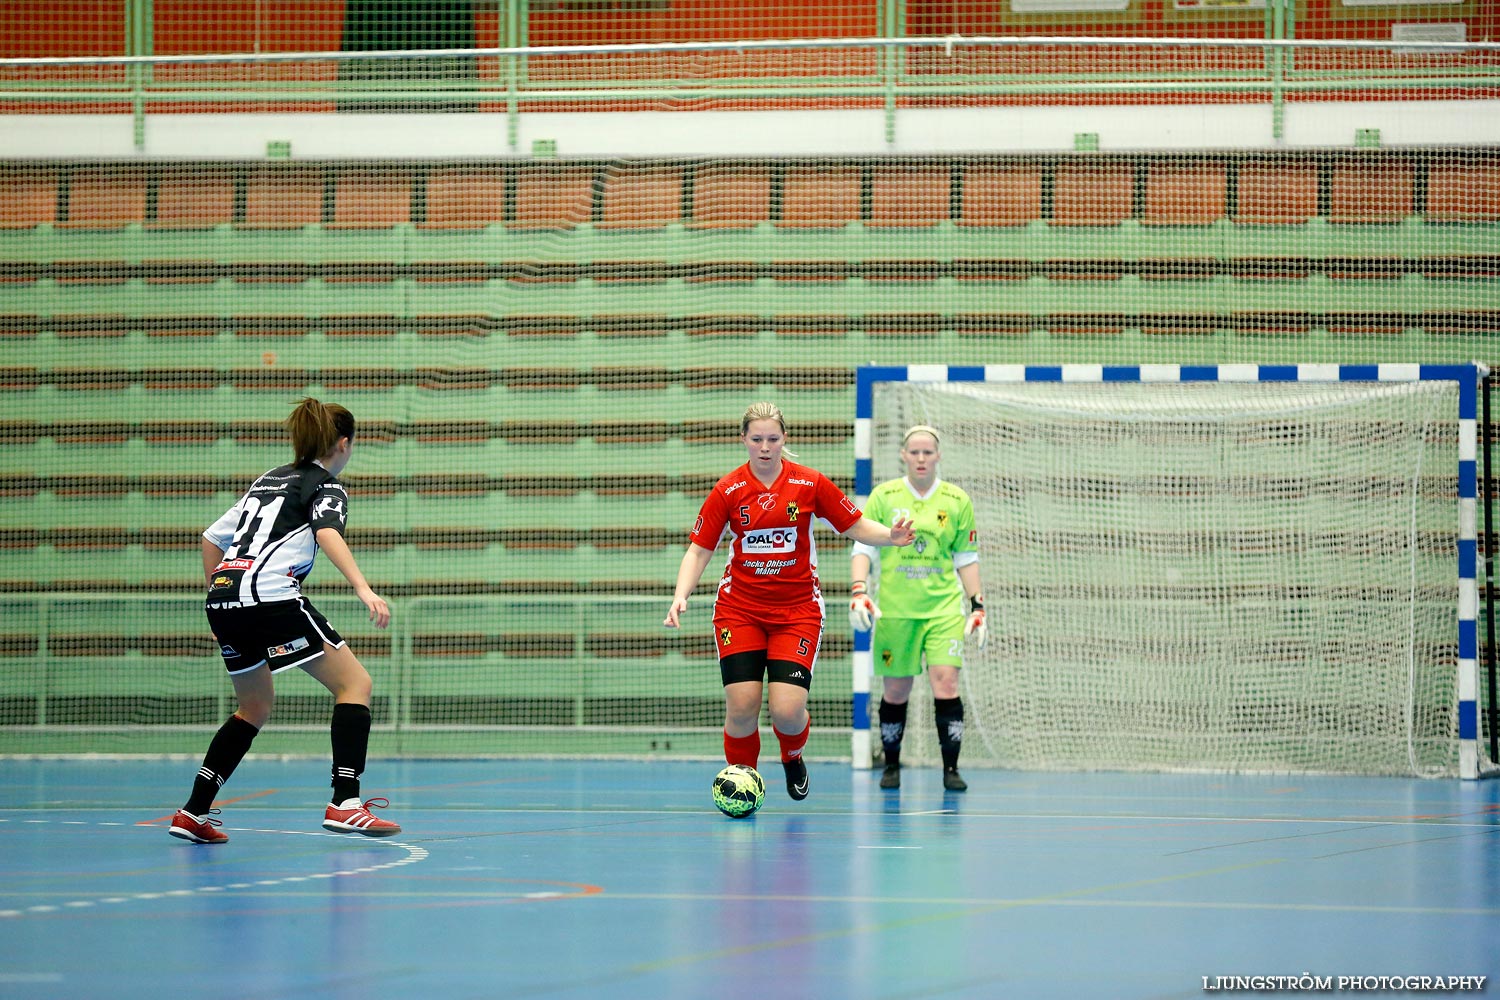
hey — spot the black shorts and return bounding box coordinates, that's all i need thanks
[205,597,344,675]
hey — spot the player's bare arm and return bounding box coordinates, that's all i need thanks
[846,514,914,548]
[316,526,390,629]
[664,542,716,628]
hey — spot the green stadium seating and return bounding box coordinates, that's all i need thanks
[2,151,1496,606]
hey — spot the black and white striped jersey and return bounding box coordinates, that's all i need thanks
[203,462,349,608]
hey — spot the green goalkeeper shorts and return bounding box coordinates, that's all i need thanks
[872,615,965,677]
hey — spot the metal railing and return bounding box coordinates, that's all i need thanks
[0,591,710,735]
[2,37,1499,148]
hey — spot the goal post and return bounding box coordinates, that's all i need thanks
[852,363,1492,779]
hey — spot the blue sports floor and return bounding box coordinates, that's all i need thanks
[1,757,1497,1000]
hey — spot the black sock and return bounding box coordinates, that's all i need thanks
[878,699,908,768]
[330,702,372,804]
[185,714,259,816]
[935,697,964,771]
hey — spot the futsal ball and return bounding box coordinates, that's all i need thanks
[712,764,765,818]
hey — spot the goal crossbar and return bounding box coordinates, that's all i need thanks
[852,362,1489,779]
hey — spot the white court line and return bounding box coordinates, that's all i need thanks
[0,820,428,919]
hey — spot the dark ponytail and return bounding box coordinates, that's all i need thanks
[286,398,355,466]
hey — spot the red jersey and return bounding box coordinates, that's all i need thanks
[688,459,864,614]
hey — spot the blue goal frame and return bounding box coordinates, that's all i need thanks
[853,362,1489,778]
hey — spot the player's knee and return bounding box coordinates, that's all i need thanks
[340,671,373,705]
[928,667,960,700]
[235,698,273,728]
[883,677,915,701]
[723,691,761,727]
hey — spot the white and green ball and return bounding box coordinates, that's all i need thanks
[712,764,765,818]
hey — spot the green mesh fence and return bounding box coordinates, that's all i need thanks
[0,20,1496,768]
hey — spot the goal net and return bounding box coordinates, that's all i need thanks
[855,364,1488,778]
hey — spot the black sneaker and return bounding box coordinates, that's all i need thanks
[879,764,901,789]
[942,767,968,792]
[783,757,810,800]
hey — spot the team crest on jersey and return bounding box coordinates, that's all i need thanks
[720,628,732,647]
[937,510,948,526]
[785,501,799,522]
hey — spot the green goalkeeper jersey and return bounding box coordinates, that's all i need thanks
[860,478,979,619]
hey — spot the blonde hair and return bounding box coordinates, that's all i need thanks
[286,397,355,466]
[902,424,941,448]
[741,401,798,458]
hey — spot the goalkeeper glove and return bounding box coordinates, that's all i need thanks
[963,594,987,650]
[848,582,881,632]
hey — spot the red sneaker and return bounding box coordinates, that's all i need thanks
[168,808,228,844]
[322,797,402,837]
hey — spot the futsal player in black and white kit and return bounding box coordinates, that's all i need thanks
[169,398,402,843]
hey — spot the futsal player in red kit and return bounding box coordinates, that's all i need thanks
[664,402,914,801]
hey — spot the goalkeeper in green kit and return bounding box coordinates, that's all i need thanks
[850,424,986,791]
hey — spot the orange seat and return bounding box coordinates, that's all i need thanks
[868,165,950,227]
[1234,160,1318,224]
[958,164,1042,227]
[60,167,147,228]
[1052,161,1133,226]
[688,165,771,229]
[0,166,60,228]
[1142,161,1227,226]
[330,167,413,228]
[1426,161,1500,222]
[1329,158,1413,224]
[598,165,684,229]
[510,165,598,229]
[243,166,324,228]
[778,165,861,228]
[421,167,507,229]
[151,168,235,228]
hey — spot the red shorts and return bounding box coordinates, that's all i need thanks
[712,605,824,687]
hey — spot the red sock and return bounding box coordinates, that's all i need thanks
[724,729,760,768]
[775,718,811,763]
